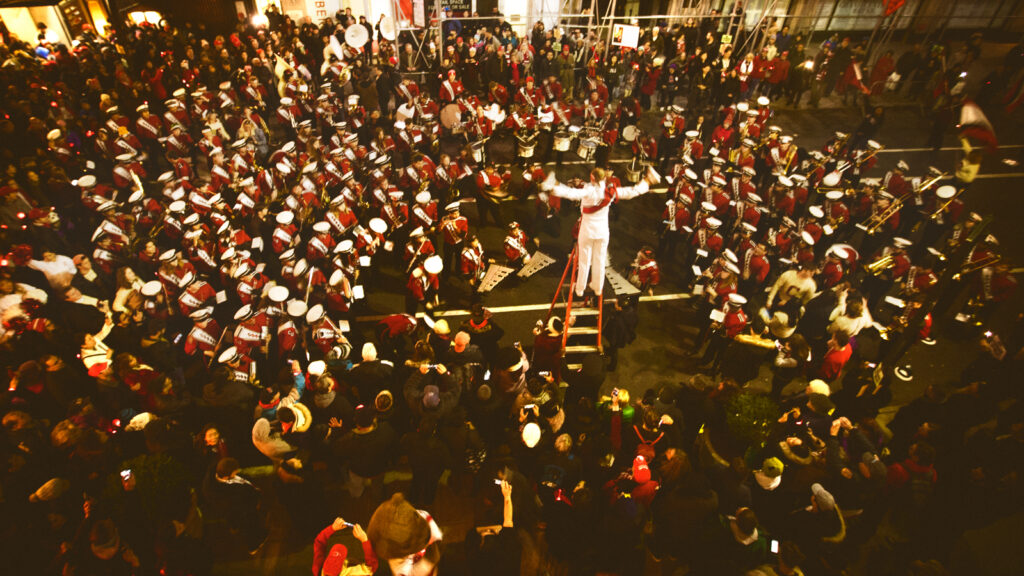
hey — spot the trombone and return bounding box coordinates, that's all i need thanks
[858,197,904,235]
[952,254,1001,281]
[915,171,949,195]
[854,143,885,166]
[930,187,962,220]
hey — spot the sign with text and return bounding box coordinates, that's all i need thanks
[442,0,472,12]
[611,24,640,49]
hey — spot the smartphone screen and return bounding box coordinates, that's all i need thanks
[770,540,780,554]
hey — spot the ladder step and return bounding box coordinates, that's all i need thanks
[565,345,601,354]
[569,308,600,316]
[567,326,600,335]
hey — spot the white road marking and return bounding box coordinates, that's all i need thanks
[354,292,692,322]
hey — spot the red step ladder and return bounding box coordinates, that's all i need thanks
[546,245,603,371]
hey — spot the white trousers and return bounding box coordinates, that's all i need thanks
[575,232,609,297]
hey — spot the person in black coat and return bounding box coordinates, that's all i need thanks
[201,457,267,553]
[70,255,114,300]
[602,296,638,372]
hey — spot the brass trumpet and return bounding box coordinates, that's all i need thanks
[866,254,895,276]
[952,254,1001,281]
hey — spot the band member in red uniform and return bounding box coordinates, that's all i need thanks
[503,222,533,267]
[460,235,487,288]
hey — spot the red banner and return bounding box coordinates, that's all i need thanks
[885,0,906,17]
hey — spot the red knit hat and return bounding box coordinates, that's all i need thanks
[632,455,651,484]
[322,544,349,576]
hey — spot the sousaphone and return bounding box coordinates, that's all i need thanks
[345,24,369,49]
[380,15,397,41]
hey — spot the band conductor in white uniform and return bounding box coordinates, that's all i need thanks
[543,166,661,300]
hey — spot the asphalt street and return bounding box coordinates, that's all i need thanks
[214,42,1024,576]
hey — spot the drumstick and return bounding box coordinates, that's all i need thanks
[207,326,229,368]
[304,269,315,305]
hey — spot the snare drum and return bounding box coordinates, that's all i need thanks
[626,164,644,183]
[520,138,536,156]
[622,125,639,142]
[576,139,598,161]
[553,131,572,152]
[518,135,537,158]
[471,140,486,163]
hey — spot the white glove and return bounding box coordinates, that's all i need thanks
[542,171,558,191]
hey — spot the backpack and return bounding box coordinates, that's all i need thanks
[633,425,663,462]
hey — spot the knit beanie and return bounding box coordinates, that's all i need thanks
[367,493,431,560]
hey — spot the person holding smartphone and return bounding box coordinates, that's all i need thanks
[770,335,811,400]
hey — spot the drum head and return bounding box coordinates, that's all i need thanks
[623,125,638,141]
[345,25,369,48]
[396,103,415,121]
[936,185,956,199]
[423,255,443,275]
[822,172,841,187]
[269,285,290,303]
[286,300,308,318]
[369,217,388,234]
[867,139,881,150]
[440,104,462,129]
[141,280,162,297]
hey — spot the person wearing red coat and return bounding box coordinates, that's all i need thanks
[503,222,532,266]
[404,231,435,268]
[515,77,545,109]
[640,64,661,110]
[177,272,216,316]
[541,76,563,103]
[460,236,486,287]
[488,81,509,106]
[405,266,439,313]
[869,51,895,96]
[699,293,748,371]
[272,211,299,254]
[765,53,791,98]
[631,247,660,296]
[711,118,735,154]
[184,309,220,357]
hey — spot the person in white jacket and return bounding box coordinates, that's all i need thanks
[543,166,659,303]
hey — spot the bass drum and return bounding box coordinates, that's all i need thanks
[576,138,598,161]
[440,103,462,134]
[553,130,572,152]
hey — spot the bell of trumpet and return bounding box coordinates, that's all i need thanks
[866,254,895,276]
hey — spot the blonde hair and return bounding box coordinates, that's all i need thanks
[591,167,608,182]
[555,433,573,453]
